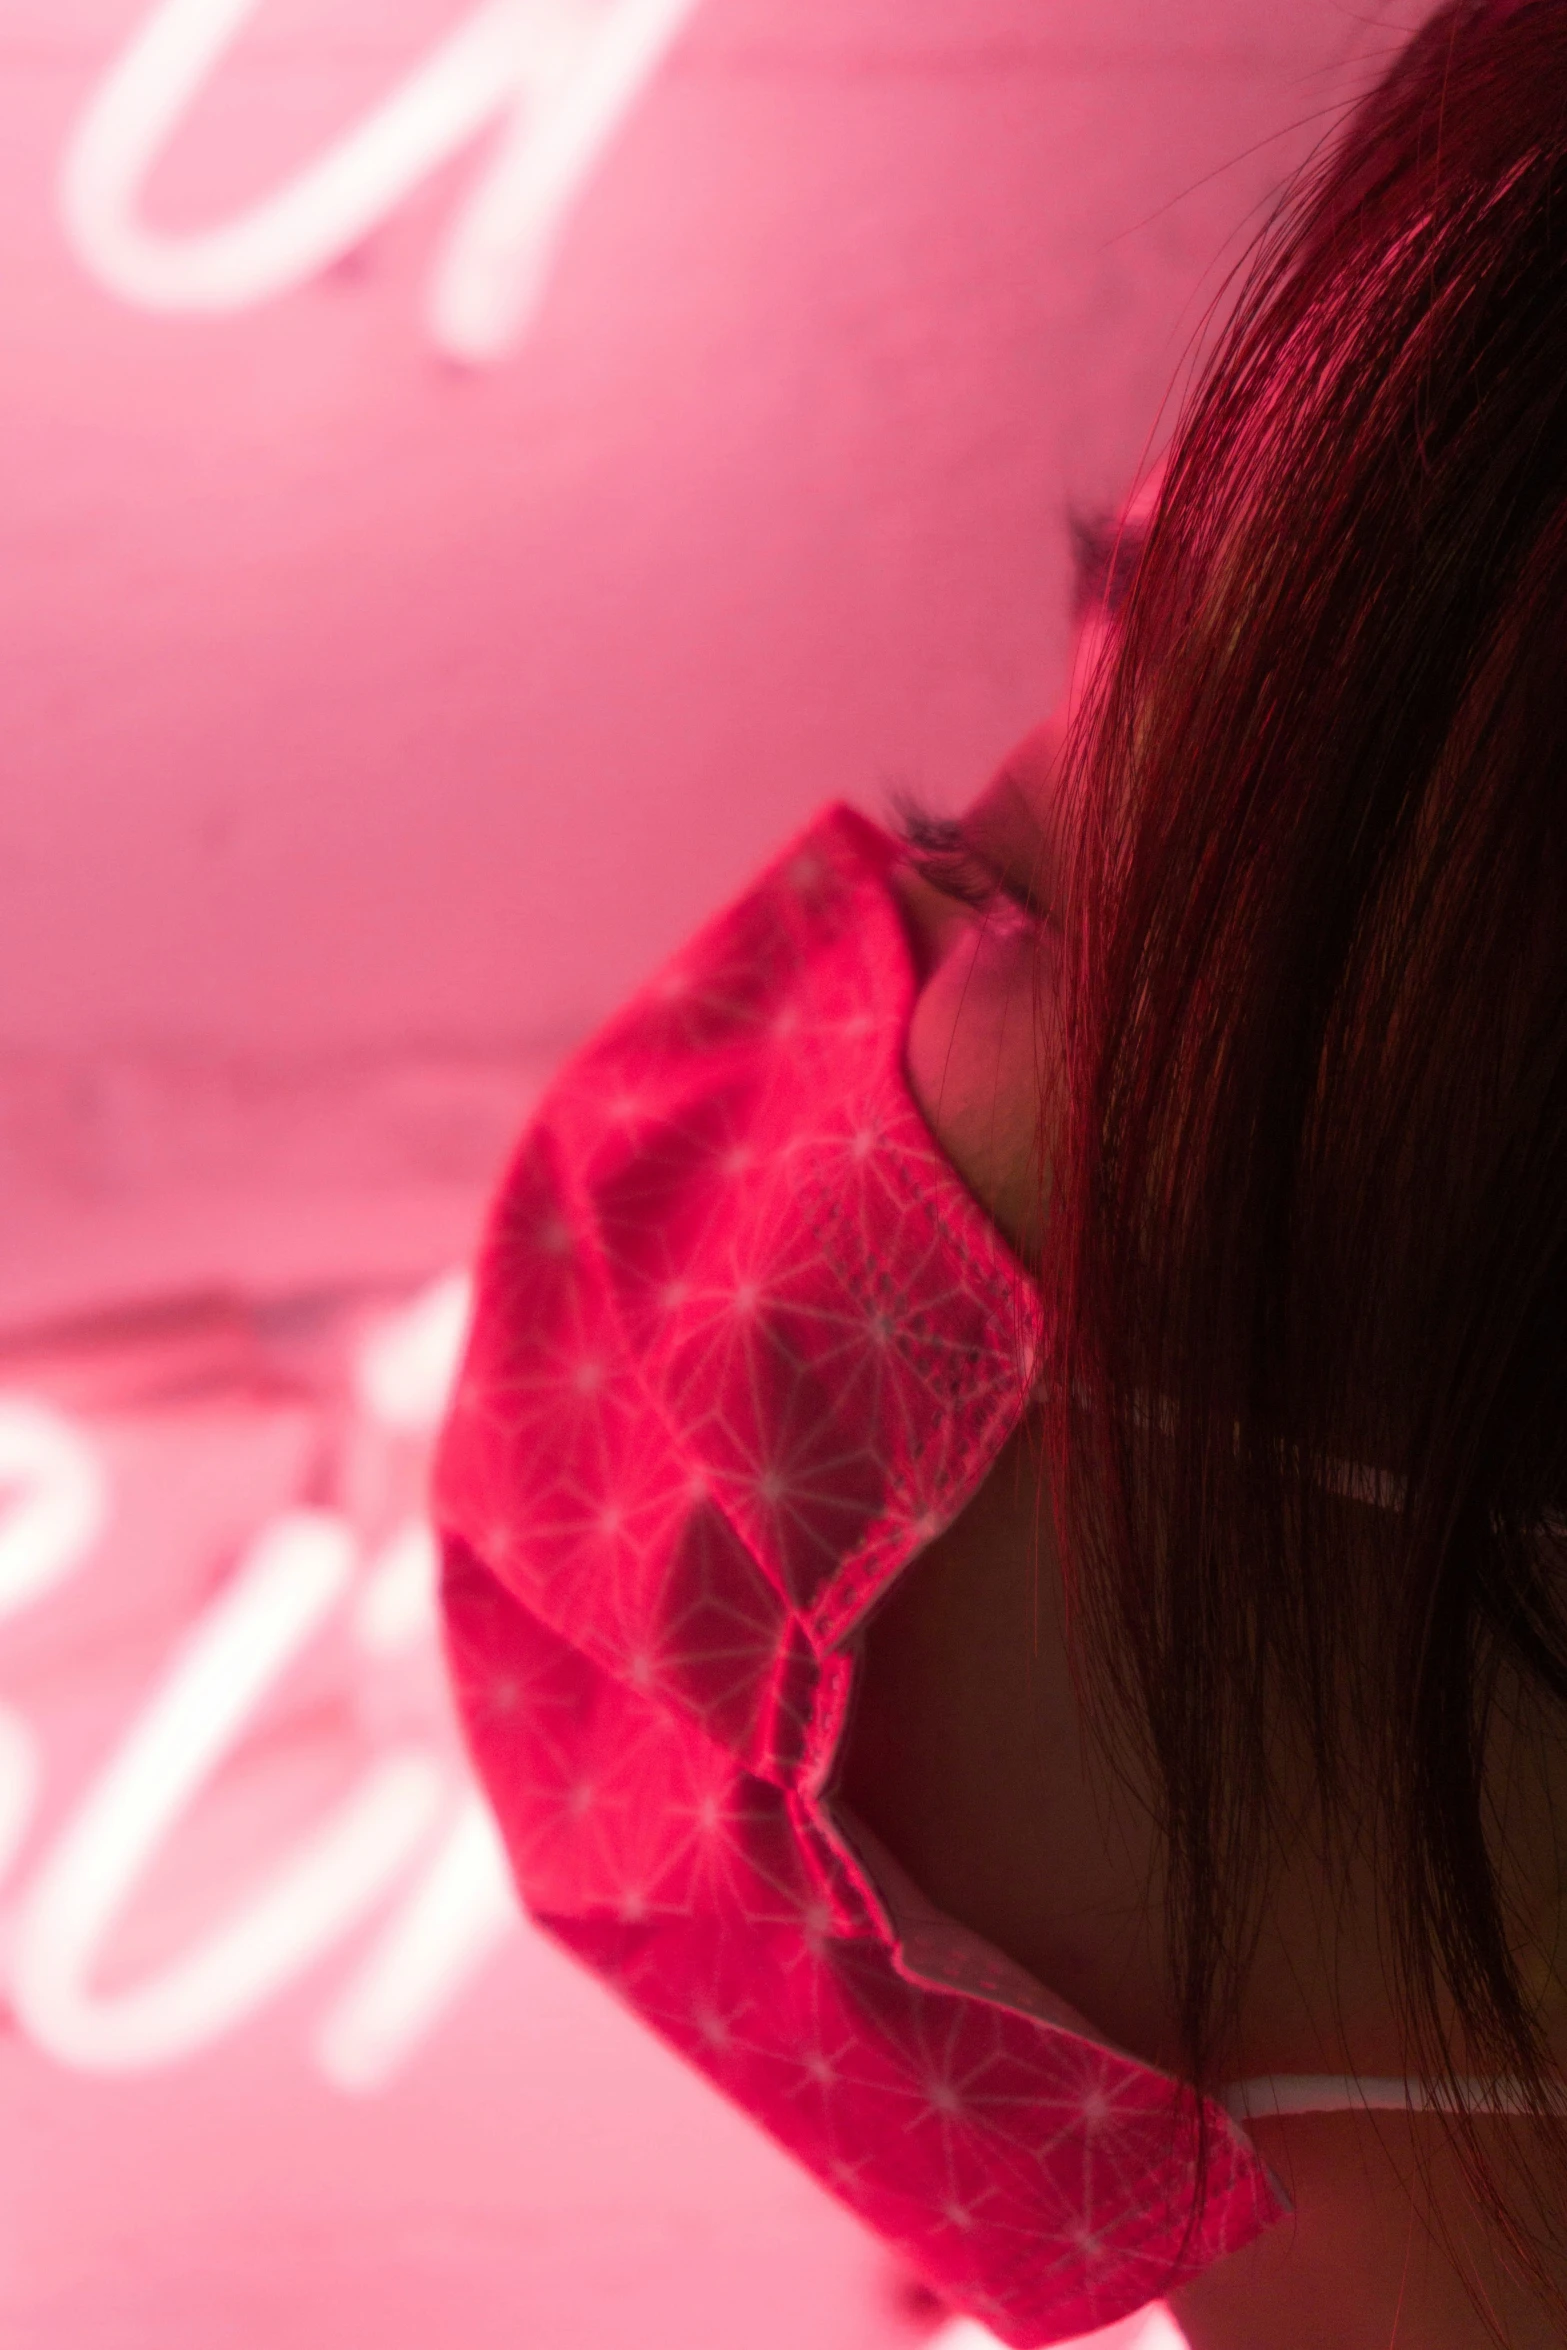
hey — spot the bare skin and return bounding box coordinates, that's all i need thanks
[835,649,1567,2344]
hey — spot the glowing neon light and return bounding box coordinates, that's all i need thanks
[352,1518,441,1654]
[0,1707,40,1889]
[313,1791,517,2093]
[428,0,707,360]
[0,1395,108,1625]
[356,1270,473,1435]
[9,1509,446,2071]
[59,0,705,362]
[0,1350,512,2091]
[933,2311,1182,2350]
[0,1399,107,1895]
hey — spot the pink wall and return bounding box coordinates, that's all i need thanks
[6,1,1370,1067]
[3,0,1390,1331]
[0,11,1413,2347]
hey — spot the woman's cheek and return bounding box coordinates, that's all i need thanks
[903,914,1051,1258]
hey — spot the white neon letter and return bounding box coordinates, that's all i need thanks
[351,1518,441,1654]
[313,1791,517,2092]
[9,1509,446,2070]
[933,2311,1183,2350]
[0,1710,41,1896]
[0,1396,108,1626]
[356,1271,472,1436]
[58,0,705,362]
[0,1397,108,1890]
[429,0,708,360]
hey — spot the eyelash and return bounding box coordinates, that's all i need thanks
[889,799,1042,922]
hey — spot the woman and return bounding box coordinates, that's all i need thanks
[436,4,1567,2340]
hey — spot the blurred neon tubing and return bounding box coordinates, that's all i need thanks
[356,1270,473,1435]
[0,1399,108,1891]
[59,0,529,312]
[9,1509,446,2071]
[431,0,707,361]
[57,0,703,362]
[0,1397,108,1625]
[351,1518,442,1654]
[0,1709,40,1891]
[314,1792,518,2093]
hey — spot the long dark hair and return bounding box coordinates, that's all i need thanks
[1042,0,1567,2315]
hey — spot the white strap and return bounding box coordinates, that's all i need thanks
[1224,2073,1543,2122]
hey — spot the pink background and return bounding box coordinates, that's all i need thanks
[0,5,1393,2344]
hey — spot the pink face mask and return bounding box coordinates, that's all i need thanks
[434,804,1283,2346]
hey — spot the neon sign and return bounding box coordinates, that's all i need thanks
[0,1400,108,1890]
[0,1320,1181,2342]
[9,1508,448,2071]
[0,1272,520,2093]
[59,0,706,363]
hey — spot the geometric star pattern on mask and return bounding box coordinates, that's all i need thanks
[435,805,1285,2348]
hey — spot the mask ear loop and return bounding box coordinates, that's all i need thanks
[1223,2075,1556,2122]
